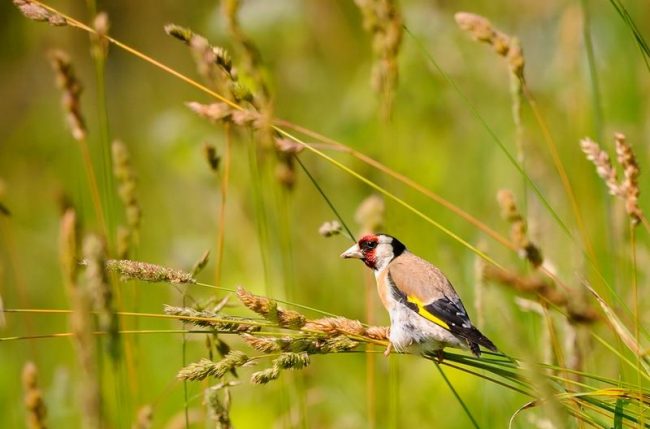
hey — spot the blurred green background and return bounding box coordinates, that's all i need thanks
[1,0,649,428]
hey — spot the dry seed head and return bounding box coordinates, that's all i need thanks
[236,286,275,316]
[355,194,385,234]
[49,50,86,141]
[105,259,195,284]
[241,334,281,353]
[203,143,220,172]
[22,361,47,429]
[275,156,297,189]
[204,385,232,428]
[164,24,194,44]
[92,12,110,59]
[365,325,389,341]
[132,405,153,429]
[615,133,643,225]
[320,335,359,353]
[274,352,310,370]
[277,307,306,329]
[274,138,304,154]
[318,220,342,237]
[83,234,119,359]
[163,305,261,333]
[454,12,494,43]
[303,317,365,337]
[455,12,524,79]
[111,140,141,250]
[250,366,280,384]
[580,138,620,196]
[178,352,249,381]
[354,0,403,118]
[496,190,543,267]
[14,0,67,26]
[236,286,305,328]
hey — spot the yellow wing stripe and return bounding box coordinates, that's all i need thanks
[406,295,450,330]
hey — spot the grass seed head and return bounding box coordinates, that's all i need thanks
[250,366,280,384]
[14,0,67,26]
[274,352,310,370]
[318,221,342,238]
[22,361,47,429]
[614,133,643,225]
[178,352,249,381]
[106,259,195,284]
[49,50,86,141]
[580,137,620,197]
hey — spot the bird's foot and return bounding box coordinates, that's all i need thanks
[433,349,445,363]
[383,343,393,357]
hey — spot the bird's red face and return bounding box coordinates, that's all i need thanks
[340,234,384,270]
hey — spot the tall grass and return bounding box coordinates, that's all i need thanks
[4,0,650,427]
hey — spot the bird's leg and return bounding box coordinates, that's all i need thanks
[383,342,393,357]
[434,349,445,363]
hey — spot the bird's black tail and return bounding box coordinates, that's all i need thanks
[462,326,498,357]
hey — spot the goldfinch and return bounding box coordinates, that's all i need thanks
[341,233,497,358]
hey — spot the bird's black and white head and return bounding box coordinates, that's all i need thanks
[340,233,406,271]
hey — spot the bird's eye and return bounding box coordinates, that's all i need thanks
[365,241,377,250]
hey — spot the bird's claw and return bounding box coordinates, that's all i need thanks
[384,343,393,357]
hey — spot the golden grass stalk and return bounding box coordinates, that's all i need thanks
[22,361,47,429]
[83,234,119,360]
[59,208,78,293]
[354,0,403,118]
[112,140,142,258]
[0,293,5,329]
[496,189,543,267]
[105,259,195,284]
[13,0,66,26]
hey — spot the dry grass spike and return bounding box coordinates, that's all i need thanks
[236,286,306,328]
[496,189,543,267]
[22,361,47,429]
[614,133,643,225]
[177,352,250,381]
[105,259,195,284]
[579,138,620,197]
[13,0,67,26]
[83,234,119,360]
[455,12,525,81]
[49,50,86,141]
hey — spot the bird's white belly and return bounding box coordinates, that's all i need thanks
[388,302,466,353]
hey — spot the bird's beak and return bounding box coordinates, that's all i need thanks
[340,243,363,259]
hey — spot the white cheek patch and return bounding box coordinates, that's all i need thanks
[373,244,394,271]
